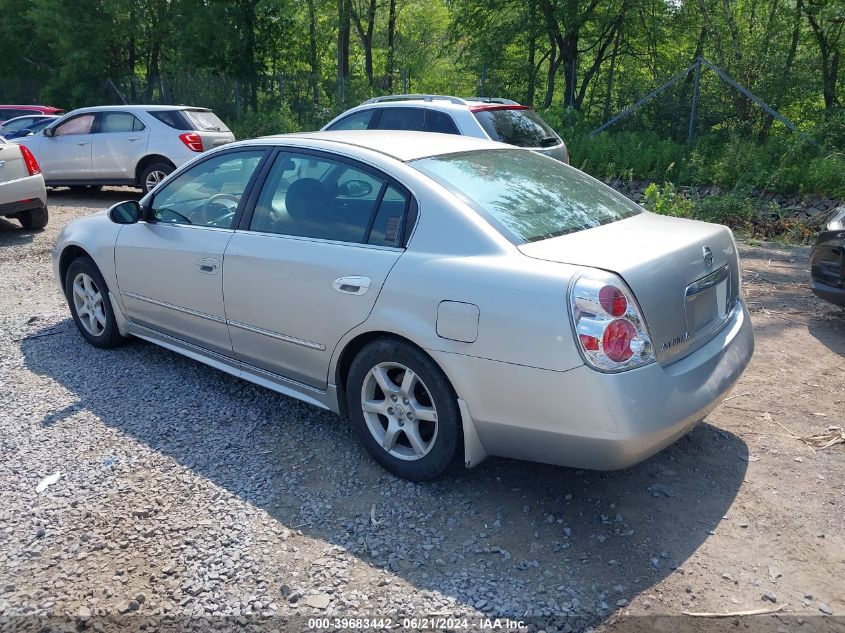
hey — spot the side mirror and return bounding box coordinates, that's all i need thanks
[43,127,55,137]
[18,128,32,137]
[108,200,142,224]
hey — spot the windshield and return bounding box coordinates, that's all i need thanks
[412,149,641,243]
[183,109,229,132]
[472,107,559,148]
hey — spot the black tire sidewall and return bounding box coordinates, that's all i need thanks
[18,206,48,230]
[347,339,462,481]
[64,257,123,348]
[141,162,174,194]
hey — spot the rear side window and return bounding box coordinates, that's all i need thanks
[326,109,374,131]
[412,149,640,244]
[183,109,229,132]
[368,185,409,247]
[373,107,425,131]
[98,112,145,133]
[426,110,459,135]
[473,107,560,148]
[149,110,191,130]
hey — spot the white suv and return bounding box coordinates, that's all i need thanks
[18,105,235,194]
[322,95,568,163]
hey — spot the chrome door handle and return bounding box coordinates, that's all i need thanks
[196,257,220,274]
[76,141,89,146]
[127,137,140,141]
[333,276,371,295]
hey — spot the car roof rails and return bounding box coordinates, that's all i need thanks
[361,94,469,105]
[464,97,522,106]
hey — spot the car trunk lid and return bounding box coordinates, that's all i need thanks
[519,212,740,365]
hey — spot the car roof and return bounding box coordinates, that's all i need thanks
[64,105,211,114]
[258,130,511,162]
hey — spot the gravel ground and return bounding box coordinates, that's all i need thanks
[1,190,843,632]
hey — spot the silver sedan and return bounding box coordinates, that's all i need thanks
[52,131,754,481]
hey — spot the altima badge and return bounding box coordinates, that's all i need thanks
[703,246,714,269]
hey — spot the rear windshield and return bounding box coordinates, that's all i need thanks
[183,109,229,132]
[411,149,641,243]
[473,107,560,148]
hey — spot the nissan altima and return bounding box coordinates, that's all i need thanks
[53,131,754,481]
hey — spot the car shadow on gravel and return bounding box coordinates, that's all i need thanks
[21,320,749,628]
[0,215,38,243]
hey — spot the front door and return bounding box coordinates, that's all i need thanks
[114,148,268,356]
[37,113,96,181]
[223,150,412,389]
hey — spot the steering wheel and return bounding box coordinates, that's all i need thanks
[194,193,241,227]
[155,207,193,224]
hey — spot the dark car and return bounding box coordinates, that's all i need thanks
[810,206,845,307]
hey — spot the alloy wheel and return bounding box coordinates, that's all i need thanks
[361,362,439,461]
[71,272,107,337]
[144,170,167,192]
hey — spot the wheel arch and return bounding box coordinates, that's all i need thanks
[135,154,175,185]
[333,330,456,418]
[58,244,91,292]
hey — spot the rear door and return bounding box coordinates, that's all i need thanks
[222,149,412,388]
[92,111,150,180]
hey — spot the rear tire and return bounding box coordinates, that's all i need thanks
[17,205,48,230]
[140,162,174,194]
[64,256,126,349]
[346,338,462,481]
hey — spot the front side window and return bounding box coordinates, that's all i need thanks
[98,112,145,133]
[55,114,95,136]
[326,109,374,131]
[150,150,265,228]
[250,151,407,245]
[373,107,425,131]
[412,149,640,243]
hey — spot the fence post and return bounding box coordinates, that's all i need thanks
[480,63,486,97]
[687,57,701,143]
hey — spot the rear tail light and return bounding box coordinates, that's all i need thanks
[569,271,654,371]
[179,132,204,152]
[19,145,40,175]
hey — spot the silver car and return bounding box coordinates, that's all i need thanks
[52,131,754,481]
[0,135,48,229]
[323,95,569,163]
[19,105,234,194]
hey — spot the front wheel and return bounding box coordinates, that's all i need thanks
[347,339,461,481]
[64,256,126,348]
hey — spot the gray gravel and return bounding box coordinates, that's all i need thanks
[0,190,842,631]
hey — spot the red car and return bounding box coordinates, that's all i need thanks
[0,105,64,125]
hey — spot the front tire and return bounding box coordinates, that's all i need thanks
[347,338,461,481]
[140,162,174,194]
[64,256,126,348]
[17,205,48,230]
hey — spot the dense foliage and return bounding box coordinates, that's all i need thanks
[0,0,843,197]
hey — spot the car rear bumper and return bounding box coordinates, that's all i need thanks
[0,174,47,216]
[431,300,754,470]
